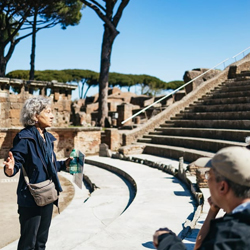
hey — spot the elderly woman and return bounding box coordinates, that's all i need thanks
[4,96,71,250]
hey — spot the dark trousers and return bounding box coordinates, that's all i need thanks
[17,203,54,250]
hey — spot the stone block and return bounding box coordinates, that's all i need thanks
[118,92,136,103]
[143,97,154,107]
[10,103,22,109]
[86,103,99,114]
[107,99,123,112]
[196,167,210,188]
[108,87,121,95]
[99,143,112,157]
[9,109,20,118]
[134,116,141,124]
[130,96,152,107]
[9,95,20,103]
[75,130,101,155]
[80,112,92,125]
[111,119,117,127]
[183,68,220,94]
[103,129,121,151]
[173,90,185,102]
[54,92,60,101]
[11,118,21,127]
[118,144,145,155]
[117,103,133,127]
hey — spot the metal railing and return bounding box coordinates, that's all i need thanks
[232,46,250,61]
[121,46,250,125]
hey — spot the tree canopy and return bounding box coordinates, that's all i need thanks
[7,69,184,98]
[28,0,83,79]
[0,0,82,77]
[62,69,99,98]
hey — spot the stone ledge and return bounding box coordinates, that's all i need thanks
[97,152,204,240]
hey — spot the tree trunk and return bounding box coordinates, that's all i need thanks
[0,46,6,77]
[29,9,38,80]
[83,85,91,98]
[79,79,87,99]
[0,40,19,77]
[98,25,117,127]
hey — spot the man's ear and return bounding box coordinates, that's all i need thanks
[219,181,230,194]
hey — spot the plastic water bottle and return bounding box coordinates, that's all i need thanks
[69,149,78,174]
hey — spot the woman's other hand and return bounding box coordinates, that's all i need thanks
[64,157,73,171]
[4,151,15,176]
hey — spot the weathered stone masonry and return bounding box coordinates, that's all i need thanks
[0,78,76,127]
[0,78,101,159]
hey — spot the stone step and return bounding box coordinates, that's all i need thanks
[221,79,250,86]
[236,72,250,77]
[214,84,250,92]
[140,143,214,163]
[235,76,250,80]
[202,90,250,99]
[173,111,250,120]
[184,103,250,112]
[139,135,245,154]
[193,96,250,105]
[138,137,151,143]
[153,127,249,142]
[161,120,250,129]
[80,156,195,249]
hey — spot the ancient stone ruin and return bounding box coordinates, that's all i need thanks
[71,87,174,128]
[0,67,221,159]
[0,77,77,128]
[71,68,220,129]
[0,77,101,159]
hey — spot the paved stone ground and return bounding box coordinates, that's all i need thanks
[0,155,210,250]
[0,166,75,249]
[0,166,19,249]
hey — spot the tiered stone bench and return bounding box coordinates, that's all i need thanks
[137,76,250,163]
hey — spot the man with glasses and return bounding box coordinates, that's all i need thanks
[153,146,250,250]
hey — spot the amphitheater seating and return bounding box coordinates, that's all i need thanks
[138,73,250,163]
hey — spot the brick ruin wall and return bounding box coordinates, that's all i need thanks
[0,78,76,127]
[0,127,101,160]
[0,78,101,159]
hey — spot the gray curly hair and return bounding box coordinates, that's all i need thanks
[20,96,51,127]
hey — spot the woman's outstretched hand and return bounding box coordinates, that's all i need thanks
[4,151,15,176]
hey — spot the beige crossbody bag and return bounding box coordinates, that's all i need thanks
[22,166,58,206]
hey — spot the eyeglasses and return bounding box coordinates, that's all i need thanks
[205,171,210,180]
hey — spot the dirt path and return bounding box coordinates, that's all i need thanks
[0,168,75,249]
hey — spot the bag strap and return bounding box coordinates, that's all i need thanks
[22,152,54,184]
[22,162,60,212]
[22,166,30,185]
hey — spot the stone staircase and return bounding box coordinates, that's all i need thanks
[137,74,250,163]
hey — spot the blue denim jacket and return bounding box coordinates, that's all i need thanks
[4,126,65,207]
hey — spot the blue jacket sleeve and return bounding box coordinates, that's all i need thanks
[52,152,66,172]
[4,136,28,177]
[56,160,66,172]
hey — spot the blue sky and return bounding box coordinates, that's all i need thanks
[6,0,250,99]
